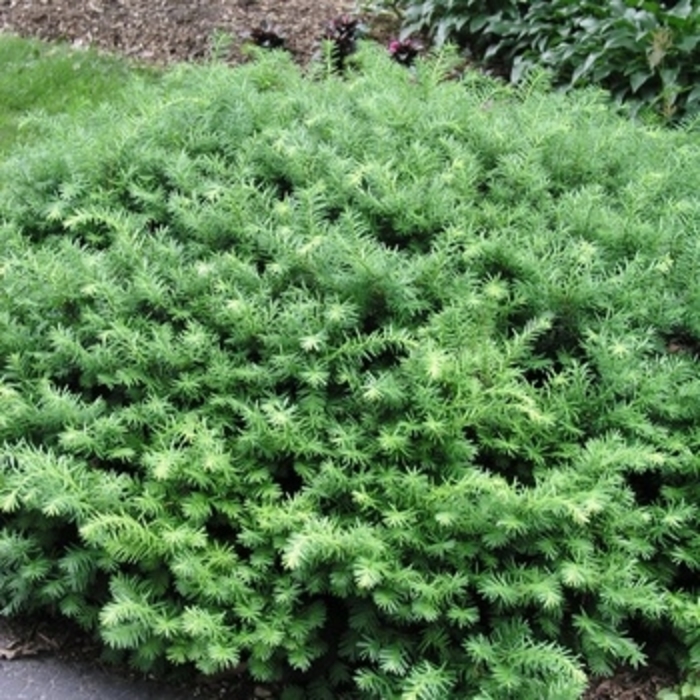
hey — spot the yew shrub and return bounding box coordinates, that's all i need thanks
[1,45,700,698]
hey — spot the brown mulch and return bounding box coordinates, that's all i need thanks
[582,666,676,700]
[0,0,362,66]
[0,3,682,698]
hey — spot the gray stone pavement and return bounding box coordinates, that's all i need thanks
[0,655,194,700]
[0,616,253,699]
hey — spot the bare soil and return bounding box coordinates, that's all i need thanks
[0,0,361,66]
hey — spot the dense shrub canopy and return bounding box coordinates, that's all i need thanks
[1,45,700,699]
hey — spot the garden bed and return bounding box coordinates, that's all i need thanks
[0,0,356,65]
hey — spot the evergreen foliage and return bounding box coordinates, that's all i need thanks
[1,44,700,698]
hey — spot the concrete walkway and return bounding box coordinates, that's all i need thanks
[0,616,251,699]
[0,655,194,700]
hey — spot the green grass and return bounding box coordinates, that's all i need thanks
[0,34,158,153]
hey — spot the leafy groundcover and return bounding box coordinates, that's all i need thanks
[1,45,700,699]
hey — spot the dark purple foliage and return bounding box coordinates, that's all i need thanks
[388,38,422,67]
[250,21,286,50]
[323,15,361,72]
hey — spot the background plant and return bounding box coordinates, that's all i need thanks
[249,22,288,51]
[322,15,365,72]
[388,37,423,66]
[390,0,700,121]
[1,43,700,699]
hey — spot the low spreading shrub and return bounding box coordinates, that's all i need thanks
[1,44,700,698]
[387,0,700,121]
